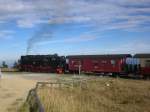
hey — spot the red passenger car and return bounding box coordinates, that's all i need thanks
[67,54,131,74]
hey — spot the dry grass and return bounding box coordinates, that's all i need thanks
[38,77,150,112]
[1,68,19,72]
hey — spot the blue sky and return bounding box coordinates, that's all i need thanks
[0,0,150,65]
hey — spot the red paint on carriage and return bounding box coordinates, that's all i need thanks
[67,54,131,74]
[141,67,150,75]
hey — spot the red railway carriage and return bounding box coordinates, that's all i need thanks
[134,54,150,77]
[66,54,131,74]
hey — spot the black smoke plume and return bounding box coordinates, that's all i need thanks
[26,0,69,54]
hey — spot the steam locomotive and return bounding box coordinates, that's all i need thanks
[20,54,66,73]
[20,53,150,78]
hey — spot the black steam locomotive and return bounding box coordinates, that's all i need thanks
[20,54,66,73]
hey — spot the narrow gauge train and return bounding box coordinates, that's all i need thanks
[20,54,150,78]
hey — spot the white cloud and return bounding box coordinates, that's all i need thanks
[17,19,48,28]
[106,40,150,54]
[36,33,98,46]
[69,39,150,55]
[0,30,15,39]
[0,0,149,31]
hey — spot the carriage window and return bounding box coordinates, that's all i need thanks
[74,61,79,65]
[72,60,81,67]
[111,60,116,65]
[145,60,150,67]
[101,60,107,64]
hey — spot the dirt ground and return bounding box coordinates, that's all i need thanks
[0,72,56,112]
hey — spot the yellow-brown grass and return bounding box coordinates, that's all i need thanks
[37,78,150,112]
[1,68,19,72]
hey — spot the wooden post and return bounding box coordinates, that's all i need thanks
[0,68,2,79]
[79,65,81,75]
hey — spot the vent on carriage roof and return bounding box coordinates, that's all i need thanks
[66,54,131,59]
[134,54,150,58]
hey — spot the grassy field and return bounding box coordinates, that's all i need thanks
[37,77,150,112]
[1,68,19,72]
